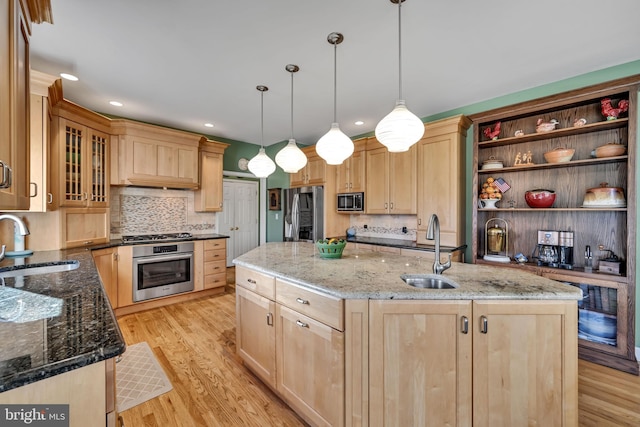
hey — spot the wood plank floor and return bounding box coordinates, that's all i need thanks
[117,268,640,426]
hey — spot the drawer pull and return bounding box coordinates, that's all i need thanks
[83,240,94,245]
[247,278,257,284]
[480,316,488,334]
[296,297,309,305]
[266,312,273,326]
[295,320,308,328]
[461,316,469,334]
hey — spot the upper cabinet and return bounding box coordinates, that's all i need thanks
[290,146,326,188]
[416,115,471,250]
[0,0,52,210]
[365,138,416,214]
[49,98,111,209]
[111,119,201,190]
[335,138,366,193]
[194,138,229,212]
[470,76,639,374]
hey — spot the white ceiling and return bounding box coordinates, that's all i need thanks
[30,0,640,148]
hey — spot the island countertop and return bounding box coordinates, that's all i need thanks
[233,242,583,301]
[0,247,126,393]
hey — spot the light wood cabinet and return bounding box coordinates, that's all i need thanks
[111,119,201,190]
[336,138,366,193]
[0,0,51,210]
[290,146,326,188]
[276,303,345,427]
[93,247,119,308]
[470,76,638,374]
[60,207,109,248]
[367,299,577,427]
[203,239,226,289]
[365,139,416,214]
[49,100,111,209]
[194,138,229,212]
[417,115,471,248]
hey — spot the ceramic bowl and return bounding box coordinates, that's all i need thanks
[524,189,556,208]
[594,143,626,158]
[582,183,626,208]
[543,147,575,163]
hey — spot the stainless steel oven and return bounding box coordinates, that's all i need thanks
[132,241,194,302]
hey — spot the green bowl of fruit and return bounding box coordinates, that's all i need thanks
[315,238,347,259]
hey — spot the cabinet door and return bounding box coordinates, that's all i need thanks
[365,147,389,213]
[369,300,472,427]
[472,300,578,427]
[290,167,307,187]
[349,150,366,192]
[276,304,344,427]
[388,146,416,214]
[93,247,118,308]
[0,0,30,210]
[336,161,350,193]
[195,150,223,212]
[56,118,88,207]
[87,128,109,208]
[236,286,276,388]
[306,155,326,186]
[60,207,110,248]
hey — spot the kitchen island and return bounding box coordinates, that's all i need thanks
[234,242,582,427]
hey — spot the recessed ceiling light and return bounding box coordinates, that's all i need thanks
[204,123,214,128]
[60,73,78,81]
[109,101,123,107]
[355,120,364,126]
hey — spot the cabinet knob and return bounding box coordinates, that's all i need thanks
[247,278,257,284]
[266,312,274,326]
[30,182,38,197]
[461,316,469,334]
[480,316,488,334]
[0,161,12,189]
[296,297,309,305]
[47,193,53,204]
[295,320,309,328]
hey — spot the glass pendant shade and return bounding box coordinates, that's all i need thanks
[375,99,424,152]
[316,123,354,165]
[248,147,276,178]
[276,139,307,173]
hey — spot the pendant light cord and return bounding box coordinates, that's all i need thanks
[290,71,294,140]
[333,40,338,123]
[260,90,265,148]
[397,0,403,100]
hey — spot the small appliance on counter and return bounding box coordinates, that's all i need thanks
[532,230,574,269]
[597,245,624,275]
[483,218,510,263]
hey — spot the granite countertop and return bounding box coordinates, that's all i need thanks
[344,235,467,253]
[0,247,126,393]
[233,242,583,301]
[94,233,230,249]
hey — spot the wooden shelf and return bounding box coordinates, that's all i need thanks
[478,155,628,173]
[478,207,627,212]
[478,118,628,147]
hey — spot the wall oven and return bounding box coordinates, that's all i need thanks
[132,242,194,302]
[337,192,364,212]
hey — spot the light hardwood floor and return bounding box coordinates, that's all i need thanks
[117,268,640,426]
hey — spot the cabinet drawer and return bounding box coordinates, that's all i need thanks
[204,239,226,251]
[276,279,344,331]
[204,259,226,276]
[205,248,226,262]
[236,266,275,300]
[204,272,226,289]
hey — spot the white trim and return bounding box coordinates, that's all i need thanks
[636,346,640,362]
[222,170,266,245]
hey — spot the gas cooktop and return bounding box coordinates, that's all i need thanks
[121,232,193,243]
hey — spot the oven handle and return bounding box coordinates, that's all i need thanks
[133,252,193,265]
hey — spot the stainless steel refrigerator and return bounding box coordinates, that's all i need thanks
[283,186,324,242]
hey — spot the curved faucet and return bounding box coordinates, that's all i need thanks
[0,214,30,261]
[426,214,451,275]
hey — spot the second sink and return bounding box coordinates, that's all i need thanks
[401,274,458,289]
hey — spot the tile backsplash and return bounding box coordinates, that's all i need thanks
[349,214,417,241]
[110,186,217,239]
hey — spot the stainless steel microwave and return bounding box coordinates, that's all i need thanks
[337,192,364,212]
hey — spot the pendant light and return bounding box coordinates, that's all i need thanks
[247,85,276,178]
[316,32,354,165]
[375,0,424,152]
[275,64,308,173]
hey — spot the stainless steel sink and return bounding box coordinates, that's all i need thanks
[401,274,458,289]
[0,260,79,278]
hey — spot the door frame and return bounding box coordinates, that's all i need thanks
[222,171,266,244]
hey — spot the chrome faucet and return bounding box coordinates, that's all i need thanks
[426,214,451,275]
[0,214,30,261]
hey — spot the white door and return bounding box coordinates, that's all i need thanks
[221,179,259,265]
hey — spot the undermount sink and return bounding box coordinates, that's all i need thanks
[0,260,79,279]
[401,274,458,289]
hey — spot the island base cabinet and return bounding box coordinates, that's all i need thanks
[368,300,472,427]
[472,301,578,427]
[276,304,345,427]
[235,286,276,388]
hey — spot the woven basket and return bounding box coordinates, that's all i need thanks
[315,240,347,259]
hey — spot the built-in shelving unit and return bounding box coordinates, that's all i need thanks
[470,75,639,374]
